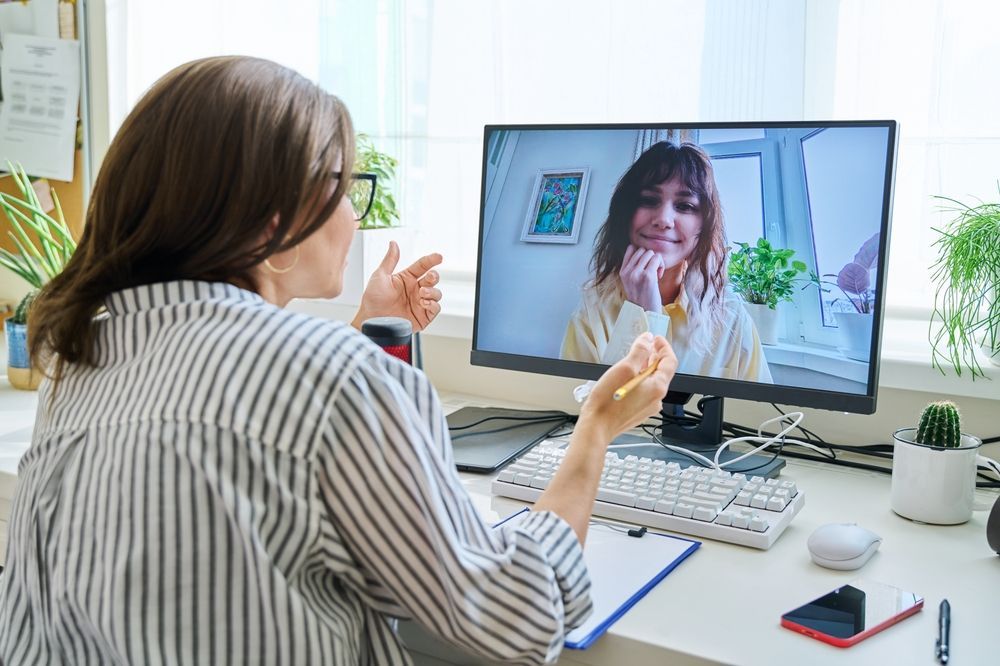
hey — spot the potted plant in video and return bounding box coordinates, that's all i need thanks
[0,164,77,390]
[808,233,880,362]
[728,238,807,345]
[929,193,1000,378]
[890,401,983,525]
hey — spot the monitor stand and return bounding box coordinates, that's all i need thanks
[610,393,785,478]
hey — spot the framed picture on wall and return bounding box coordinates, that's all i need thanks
[520,168,591,243]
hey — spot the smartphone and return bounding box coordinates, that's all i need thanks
[780,579,923,648]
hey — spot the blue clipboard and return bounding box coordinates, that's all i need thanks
[494,508,700,650]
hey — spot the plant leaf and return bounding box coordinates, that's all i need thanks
[853,232,880,269]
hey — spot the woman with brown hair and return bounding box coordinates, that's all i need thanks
[562,141,771,383]
[0,57,677,665]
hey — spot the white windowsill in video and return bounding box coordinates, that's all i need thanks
[5,281,995,401]
[412,278,1000,401]
[762,341,868,384]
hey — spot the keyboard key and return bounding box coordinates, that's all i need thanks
[597,488,636,507]
[693,506,717,522]
[750,516,768,532]
[653,498,676,514]
[497,470,515,483]
[636,496,658,510]
[715,512,733,526]
[750,493,769,509]
[780,480,798,496]
[766,496,787,511]
[734,491,752,506]
[672,503,695,519]
[514,473,533,486]
[731,514,750,529]
[530,476,552,490]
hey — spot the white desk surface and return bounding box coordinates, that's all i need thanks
[1,379,996,665]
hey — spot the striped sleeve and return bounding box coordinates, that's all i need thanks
[315,352,592,665]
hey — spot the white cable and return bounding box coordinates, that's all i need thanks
[977,454,1000,479]
[648,411,814,472]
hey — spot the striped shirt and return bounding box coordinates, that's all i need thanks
[0,280,591,665]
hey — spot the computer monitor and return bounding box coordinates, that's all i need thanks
[472,121,897,452]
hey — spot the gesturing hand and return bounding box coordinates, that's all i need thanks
[353,241,444,332]
[620,244,665,313]
[580,332,677,441]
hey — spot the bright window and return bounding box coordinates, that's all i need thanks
[107,0,1000,334]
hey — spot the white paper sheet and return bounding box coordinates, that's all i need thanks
[0,0,59,39]
[0,33,80,181]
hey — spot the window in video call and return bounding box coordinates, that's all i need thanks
[475,124,892,397]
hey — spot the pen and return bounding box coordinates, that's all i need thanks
[613,359,661,401]
[935,598,950,665]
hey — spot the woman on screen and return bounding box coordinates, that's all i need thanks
[562,141,772,383]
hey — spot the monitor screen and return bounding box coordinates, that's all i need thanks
[472,122,897,414]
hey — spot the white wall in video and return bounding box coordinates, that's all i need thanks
[476,125,890,395]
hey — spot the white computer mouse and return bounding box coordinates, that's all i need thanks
[806,523,883,570]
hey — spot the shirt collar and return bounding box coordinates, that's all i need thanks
[104,280,265,316]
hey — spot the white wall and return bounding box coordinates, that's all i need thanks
[476,129,637,357]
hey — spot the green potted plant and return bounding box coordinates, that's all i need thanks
[929,194,1000,378]
[353,133,400,230]
[334,133,405,307]
[807,232,880,361]
[0,163,77,390]
[890,401,982,525]
[728,238,807,345]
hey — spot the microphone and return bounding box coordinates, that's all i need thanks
[361,316,413,365]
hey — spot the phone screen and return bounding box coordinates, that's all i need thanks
[781,579,923,646]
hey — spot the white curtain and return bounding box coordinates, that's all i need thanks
[106,0,1000,320]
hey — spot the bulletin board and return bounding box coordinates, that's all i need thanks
[0,0,87,250]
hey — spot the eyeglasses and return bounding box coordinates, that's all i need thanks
[334,172,378,221]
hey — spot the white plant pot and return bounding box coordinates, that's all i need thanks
[833,311,873,362]
[890,428,981,525]
[744,302,778,346]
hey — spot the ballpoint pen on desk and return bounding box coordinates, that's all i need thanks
[936,599,950,665]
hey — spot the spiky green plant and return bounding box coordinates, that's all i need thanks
[0,162,77,292]
[929,193,1000,378]
[10,289,36,325]
[914,400,962,448]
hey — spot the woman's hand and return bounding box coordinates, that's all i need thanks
[619,244,665,313]
[353,241,443,332]
[579,332,677,443]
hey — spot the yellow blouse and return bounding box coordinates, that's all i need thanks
[561,280,773,383]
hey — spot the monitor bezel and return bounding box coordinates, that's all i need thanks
[471,120,898,415]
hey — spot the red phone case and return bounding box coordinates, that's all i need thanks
[780,597,924,647]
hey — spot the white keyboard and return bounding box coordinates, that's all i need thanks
[492,441,805,549]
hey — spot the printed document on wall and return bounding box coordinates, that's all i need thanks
[0,34,80,181]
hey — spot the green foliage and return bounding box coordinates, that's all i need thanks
[353,133,400,230]
[929,193,1000,379]
[11,290,36,325]
[728,238,808,309]
[914,400,962,448]
[0,162,77,292]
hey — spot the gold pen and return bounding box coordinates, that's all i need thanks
[613,359,661,401]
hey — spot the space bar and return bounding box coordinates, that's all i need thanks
[596,488,636,506]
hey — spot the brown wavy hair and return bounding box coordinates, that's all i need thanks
[29,56,354,382]
[590,141,729,352]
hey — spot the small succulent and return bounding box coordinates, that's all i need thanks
[915,400,962,448]
[11,290,37,325]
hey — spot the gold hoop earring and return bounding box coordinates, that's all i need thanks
[264,245,300,274]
